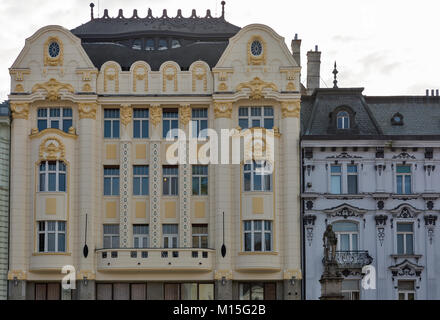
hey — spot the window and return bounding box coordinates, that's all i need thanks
[398,280,415,300]
[191,108,208,138]
[244,161,272,192]
[48,41,60,58]
[333,221,359,251]
[104,109,120,139]
[133,225,149,248]
[337,111,350,129]
[133,109,149,138]
[163,109,179,139]
[163,224,178,248]
[330,165,342,194]
[158,39,168,51]
[163,166,178,196]
[347,165,358,194]
[132,39,141,50]
[244,220,272,252]
[250,40,263,56]
[192,224,208,248]
[133,165,149,196]
[104,167,119,196]
[397,223,414,255]
[171,39,181,49]
[239,107,274,130]
[396,165,412,194]
[192,165,208,195]
[342,280,360,300]
[39,161,66,192]
[145,39,155,51]
[37,108,73,133]
[35,283,61,300]
[38,221,66,253]
[103,224,120,249]
[181,283,214,300]
[239,283,276,300]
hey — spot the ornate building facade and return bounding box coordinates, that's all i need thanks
[0,101,10,300]
[301,87,440,300]
[7,4,303,300]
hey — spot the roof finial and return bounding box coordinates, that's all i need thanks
[221,1,226,18]
[90,3,95,20]
[333,61,338,88]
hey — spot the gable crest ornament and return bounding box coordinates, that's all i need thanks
[32,78,74,101]
[236,77,278,100]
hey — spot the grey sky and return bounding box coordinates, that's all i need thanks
[1,0,439,100]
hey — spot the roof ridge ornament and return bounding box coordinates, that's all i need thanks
[162,9,168,18]
[103,9,110,19]
[176,9,183,18]
[147,8,153,18]
[132,9,139,19]
[90,2,95,20]
[221,1,226,19]
[117,9,124,19]
[333,61,338,88]
[191,9,197,18]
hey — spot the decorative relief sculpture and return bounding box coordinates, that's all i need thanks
[214,102,232,119]
[39,137,66,161]
[281,101,300,118]
[150,105,162,127]
[179,105,191,126]
[78,103,97,119]
[10,102,29,119]
[236,77,278,100]
[120,105,133,126]
[32,78,74,101]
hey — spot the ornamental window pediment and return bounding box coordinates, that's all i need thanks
[39,137,66,162]
[323,203,367,219]
[390,204,422,219]
[389,259,424,279]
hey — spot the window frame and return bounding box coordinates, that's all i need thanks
[103,224,120,249]
[133,165,149,196]
[396,222,414,255]
[398,280,416,300]
[133,108,149,139]
[37,107,73,133]
[104,166,120,196]
[133,224,149,249]
[39,160,67,192]
[243,160,272,192]
[192,224,208,249]
[330,164,342,194]
[337,111,350,129]
[333,221,359,251]
[162,224,179,248]
[104,109,120,139]
[238,106,274,130]
[162,109,179,139]
[163,166,179,196]
[191,108,208,138]
[37,221,66,253]
[396,165,412,195]
[347,164,359,194]
[192,165,208,196]
[243,220,273,252]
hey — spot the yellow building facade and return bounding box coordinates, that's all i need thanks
[8,7,302,300]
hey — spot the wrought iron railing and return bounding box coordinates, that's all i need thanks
[334,251,373,269]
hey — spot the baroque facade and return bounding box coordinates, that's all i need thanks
[7,4,303,300]
[301,87,440,300]
[0,101,10,300]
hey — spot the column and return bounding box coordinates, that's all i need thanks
[76,102,98,299]
[281,100,302,300]
[213,101,233,300]
[149,105,162,248]
[8,102,29,299]
[179,105,191,248]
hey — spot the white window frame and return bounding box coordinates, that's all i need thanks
[341,280,360,300]
[103,224,120,249]
[133,224,149,249]
[104,109,120,139]
[396,222,414,255]
[243,220,273,252]
[192,165,208,196]
[133,165,149,196]
[163,166,179,196]
[133,108,149,139]
[162,109,179,139]
[337,111,350,129]
[191,108,208,138]
[37,221,66,253]
[103,166,120,196]
[243,161,272,192]
[163,224,179,248]
[330,164,342,194]
[37,107,73,133]
[39,161,66,192]
[238,106,274,130]
[398,280,416,300]
[192,224,208,249]
[396,164,412,195]
[347,164,359,194]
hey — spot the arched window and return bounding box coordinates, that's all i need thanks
[337,111,350,129]
[332,221,359,251]
[39,161,66,192]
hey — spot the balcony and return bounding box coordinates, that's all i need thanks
[96,248,215,272]
[334,251,373,269]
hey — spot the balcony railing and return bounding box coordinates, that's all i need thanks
[96,248,215,272]
[334,251,373,269]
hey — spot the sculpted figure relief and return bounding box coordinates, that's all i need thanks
[323,224,338,262]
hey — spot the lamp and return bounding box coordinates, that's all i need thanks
[221,276,226,286]
[13,276,18,287]
[290,276,295,286]
[83,276,88,286]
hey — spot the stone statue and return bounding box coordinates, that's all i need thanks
[323,224,337,262]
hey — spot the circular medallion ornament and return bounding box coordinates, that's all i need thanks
[251,40,263,56]
[48,41,60,58]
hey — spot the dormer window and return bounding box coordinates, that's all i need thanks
[132,39,141,50]
[171,39,181,49]
[337,111,350,129]
[391,113,404,126]
[158,39,168,51]
[145,39,155,51]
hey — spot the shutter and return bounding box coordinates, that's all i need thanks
[113,283,130,300]
[264,283,276,300]
[164,284,180,300]
[97,284,112,300]
[131,284,147,300]
[35,284,47,300]
[47,283,60,300]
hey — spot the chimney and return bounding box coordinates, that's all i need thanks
[291,33,301,67]
[307,45,321,94]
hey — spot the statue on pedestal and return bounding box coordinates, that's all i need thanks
[323,224,337,262]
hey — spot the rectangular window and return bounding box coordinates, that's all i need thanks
[244,161,272,192]
[133,165,149,196]
[238,107,274,130]
[39,161,66,192]
[103,224,120,249]
[181,283,214,300]
[104,166,119,196]
[398,280,415,300]
[163,166,178,196]
[163,224,178,248]
[37,221,66,253]
[37,108,73,133]
[342,280,360,300]
[133,224,149,249]
[104,109,120,139]
[191,108,208,138]
[244,220,272,252]
[163,109,179,139]
[396,165,412,194]
[397,223,414,255]
[192,165,208,195]
[192,224,208,248]
[133,108,149,139]
[239,283,276,300]
[35,283,61,300]
[347,165,358,194]
[330,165,342,194]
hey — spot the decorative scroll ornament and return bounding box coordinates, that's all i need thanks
[192,62,207,92]
[390,260,423,278]
[104,63,119,92]
[214,102,233,119]
[236,77,278,100]
[39,137,66,161]
[32,78,74,101]
[150,105,162,127]
[179,105,191,126]
[281,101,301,118]
[10,102,29,119]
[120,105,133,126]
[133,64,148,92]
[163,64,178,92]
[377,228,385,246]
[78,103,97,119]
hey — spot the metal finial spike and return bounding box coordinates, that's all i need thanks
[333,61,338,89]
[221,1,226,18]
[90,3,95,20]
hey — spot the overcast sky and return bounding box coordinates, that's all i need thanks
[1,0,439,100]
